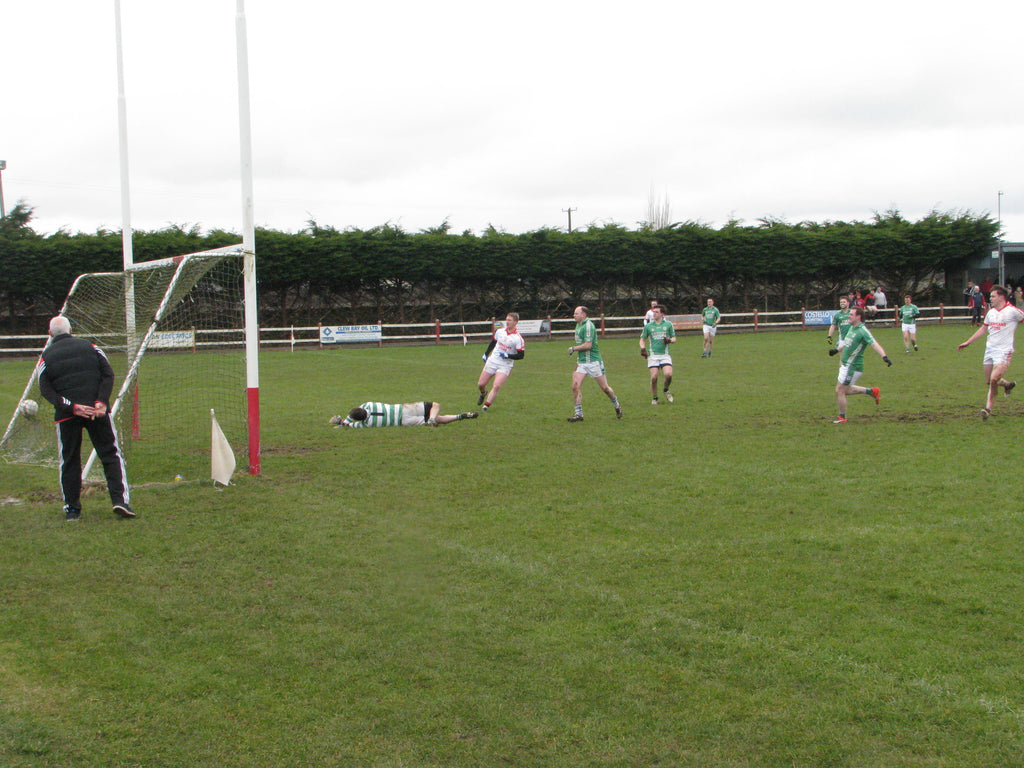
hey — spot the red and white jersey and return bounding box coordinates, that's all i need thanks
[984,303,1024,356]
[489,326,525,363]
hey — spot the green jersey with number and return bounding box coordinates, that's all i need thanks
[702,306,720,326]
[839,324,876,371]
[641,318,676,355]
[831,309,851,342]
[898,303,920,323]
[574,318,602,364]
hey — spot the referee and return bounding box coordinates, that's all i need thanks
[38,315,135,521]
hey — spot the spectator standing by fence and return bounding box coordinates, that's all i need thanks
[970,284,986,326]
[964,282,975,307]
[873,286,887,315]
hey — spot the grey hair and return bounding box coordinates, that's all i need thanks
[49,316,72,336]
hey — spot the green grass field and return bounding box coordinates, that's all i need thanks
[3,322,1023,767]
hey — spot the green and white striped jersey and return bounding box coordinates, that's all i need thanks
[343,402,403,427]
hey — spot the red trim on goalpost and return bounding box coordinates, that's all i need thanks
[247,387,260,475]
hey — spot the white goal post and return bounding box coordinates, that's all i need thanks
[0,246,251,483]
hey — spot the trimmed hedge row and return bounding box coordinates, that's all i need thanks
[0,205,997,327]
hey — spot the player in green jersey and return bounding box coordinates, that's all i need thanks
[899,294,921,352]
[640,304,676,404]
[826,296,852,355]
[568,306,622,422]
[833,307,892,423]
[329,401,477,427]
[701,298,721,358]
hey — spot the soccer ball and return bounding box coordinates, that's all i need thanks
[19,399,39,418]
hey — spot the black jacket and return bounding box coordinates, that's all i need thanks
[38,334,116,421]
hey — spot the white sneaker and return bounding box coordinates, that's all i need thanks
[664,392,674,403]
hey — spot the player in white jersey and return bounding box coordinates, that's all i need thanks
[957,285,1023,420]
[643,300,659,325]
[476,313,526,411]
[329,401,477,427]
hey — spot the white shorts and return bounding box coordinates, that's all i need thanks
[901,323,916,333]
[575,361,607,379]
[647,354,672,369]
[703,325,717,337]
[401,401,431,426]
[483,357,514,376]
[837,365,863,387]
[983,349,1013,367]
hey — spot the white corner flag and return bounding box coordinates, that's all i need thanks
[211,409,237,486]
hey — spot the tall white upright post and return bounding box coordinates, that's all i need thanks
[114,0,139,444]
[236,0,260,474]
[114,0,133,271]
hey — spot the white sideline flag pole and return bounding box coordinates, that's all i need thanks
[211,409,237,486]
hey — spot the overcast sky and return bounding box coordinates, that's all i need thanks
[5,1,1022,243]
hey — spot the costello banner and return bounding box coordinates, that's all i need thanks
[803,310,837,327]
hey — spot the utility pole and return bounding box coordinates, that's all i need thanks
[0,160,6,219]
[562,206,577,233]
[998,191,1005,285]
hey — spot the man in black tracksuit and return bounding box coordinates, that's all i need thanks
[37,315,135,521]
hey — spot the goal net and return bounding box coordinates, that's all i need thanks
[0,246,248,483]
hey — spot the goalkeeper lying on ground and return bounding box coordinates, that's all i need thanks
[329,401,478,428]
